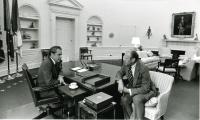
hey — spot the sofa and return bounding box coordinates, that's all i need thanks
[122,50,160,69]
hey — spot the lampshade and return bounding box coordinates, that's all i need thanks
[131,37,140,47]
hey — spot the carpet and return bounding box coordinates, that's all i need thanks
[4,102,39,119]
[165,79,199,120]
[0,68,38,117]
[0,61,199,120]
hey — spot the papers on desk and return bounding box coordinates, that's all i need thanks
[71,67,88,72]
[71,67,82,71]
[77,68,88,73]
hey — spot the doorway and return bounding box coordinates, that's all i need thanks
[56,17,75,62]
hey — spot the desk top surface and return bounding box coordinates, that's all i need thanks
[62,61,121,92]
[59,85,87,98]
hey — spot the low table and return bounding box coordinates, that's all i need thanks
[78,101,116,119]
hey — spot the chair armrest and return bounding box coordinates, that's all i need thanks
[32,84,60,92]
[156,91,171,116]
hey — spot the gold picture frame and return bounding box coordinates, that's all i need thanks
[171,12,195,38]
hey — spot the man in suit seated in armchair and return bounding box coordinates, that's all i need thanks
[37,46,66,100]
[116,50,158,120]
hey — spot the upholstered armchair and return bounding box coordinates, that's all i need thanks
[131,71,174,120]
[179,49,197,81]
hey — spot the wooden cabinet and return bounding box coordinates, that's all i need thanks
[19,5,40,50]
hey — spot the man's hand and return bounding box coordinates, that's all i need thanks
[122,87,130,94]
[117,79,124,93]
[117,79,131,94]
[58,75,66,85]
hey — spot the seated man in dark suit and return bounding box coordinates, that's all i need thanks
[116,50,158,120]
[37,46,66,99]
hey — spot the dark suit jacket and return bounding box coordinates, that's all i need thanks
[116,60,158,100]
[37,57,61,87]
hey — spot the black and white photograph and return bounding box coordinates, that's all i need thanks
[0,0,199,120]
[171,12,196,38]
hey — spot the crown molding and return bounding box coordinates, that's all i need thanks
[48,0,83,10]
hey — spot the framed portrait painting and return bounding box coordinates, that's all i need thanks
[171,12,195,38]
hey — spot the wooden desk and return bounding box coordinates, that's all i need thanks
[62,61,120,93]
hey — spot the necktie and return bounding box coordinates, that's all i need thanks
[127,66,134,87]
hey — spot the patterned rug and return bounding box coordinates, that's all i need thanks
[0,68,38,117]
[0,61,199,120]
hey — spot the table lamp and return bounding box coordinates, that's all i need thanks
[131,37,141,48]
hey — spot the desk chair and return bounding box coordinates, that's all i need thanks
[157,59,179,80]
[80,47,93,60]
[22,63,63,119]
[41,49,50,61]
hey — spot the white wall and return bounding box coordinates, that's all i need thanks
[1,0,200,65]
[0,0,83,77]
[1,0,51,52]
[0,0,52,76]
[2,0,199,52]
[18,0,51,49]
[77,0,200,49]
[1,0,200,51]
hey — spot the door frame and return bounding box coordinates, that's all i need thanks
[49,4,82,61]
[55,17,75,61]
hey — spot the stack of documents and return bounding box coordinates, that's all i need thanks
[71,67,88,73]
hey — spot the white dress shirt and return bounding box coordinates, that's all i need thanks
[50,57,55,64]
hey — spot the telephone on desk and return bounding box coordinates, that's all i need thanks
[80,60,100,71]
[70,61,110,87]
